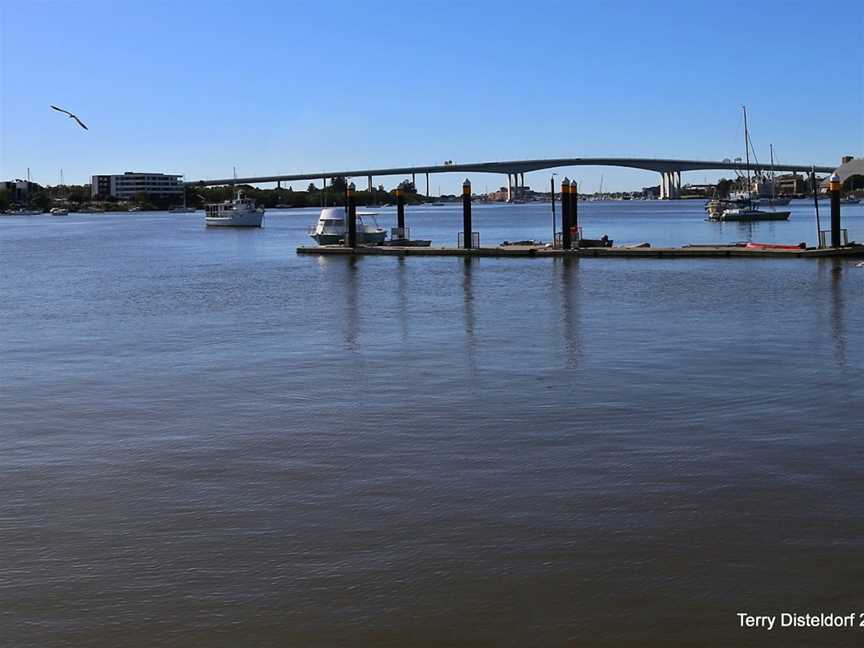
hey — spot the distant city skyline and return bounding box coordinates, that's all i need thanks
[1,0,861,193]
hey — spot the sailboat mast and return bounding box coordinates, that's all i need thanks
[769,145,776,200]
[742,106,751,196]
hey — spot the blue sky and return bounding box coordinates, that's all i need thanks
[1,0,861,193]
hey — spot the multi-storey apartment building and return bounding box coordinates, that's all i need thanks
[91,172,183,200]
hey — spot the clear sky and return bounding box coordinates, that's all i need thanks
[1,0,862,193]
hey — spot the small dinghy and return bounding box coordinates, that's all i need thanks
[744,242,806,250]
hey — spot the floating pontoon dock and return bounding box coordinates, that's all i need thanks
[297,244,864,259]
[298,172,861,261]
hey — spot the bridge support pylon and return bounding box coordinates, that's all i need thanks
[659,171,682,200]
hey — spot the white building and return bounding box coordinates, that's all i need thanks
[91,172,183,200]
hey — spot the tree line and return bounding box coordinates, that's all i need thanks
[1,178,444,211]
[188,178,437,209]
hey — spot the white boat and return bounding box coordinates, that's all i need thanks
[309,207,387,245]
[205,190,264,227]
[50,207,68,215]
[10,208,44,215]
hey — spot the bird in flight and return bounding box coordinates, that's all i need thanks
[50,105,88,130]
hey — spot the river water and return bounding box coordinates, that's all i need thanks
[2,200,863,646]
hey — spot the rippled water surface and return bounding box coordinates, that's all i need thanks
[2,201,863,647]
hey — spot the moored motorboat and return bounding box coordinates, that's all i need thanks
[205,190,264,227]
[705,199,730,219]
[309,207,387,245]
[50,207,68,215]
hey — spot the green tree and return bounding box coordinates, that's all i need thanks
[398,180,416,193]
[716,178,734,198]
[31,190,52,210]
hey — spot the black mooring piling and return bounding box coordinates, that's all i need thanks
[396,186,406,236]
[346,182,357,248]
[462,179,473,249]
[561,178,571,250]
[829,172,842,248]
[571,180,579,246]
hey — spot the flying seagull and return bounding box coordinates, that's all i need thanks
[50,105,88,130]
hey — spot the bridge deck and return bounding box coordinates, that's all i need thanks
[188,157,836,187]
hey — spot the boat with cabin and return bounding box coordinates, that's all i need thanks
[205,190,264,227]
[309,207,387,245]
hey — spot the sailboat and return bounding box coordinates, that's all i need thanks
[752,144,791,207]
[169,175,196,213]
[718,107,790,221]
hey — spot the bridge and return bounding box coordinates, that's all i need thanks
[187,157,837,200]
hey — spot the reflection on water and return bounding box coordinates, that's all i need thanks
[830,259,847,367]
[558,257,581,368]
[396,256,408,344]
[461,258,476,372]
[344,256,359,352]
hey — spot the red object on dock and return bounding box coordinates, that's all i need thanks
[744,242,806,250]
